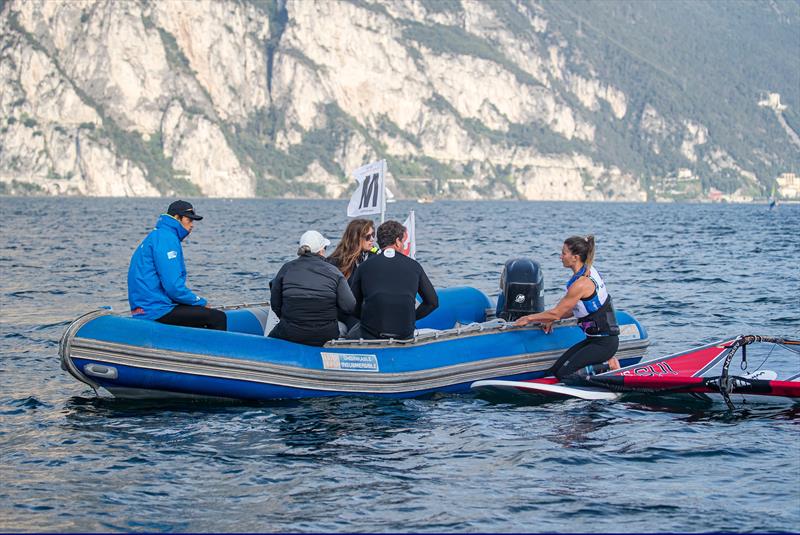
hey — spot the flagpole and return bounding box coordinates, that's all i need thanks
[380,159,387,223]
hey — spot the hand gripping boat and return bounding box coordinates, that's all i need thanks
[59,286,650,401]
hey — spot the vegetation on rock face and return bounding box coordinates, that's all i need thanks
[157,27,194,75]
[540,0,799,194]
[401,20,541,87]
[6,9,198,195]
[2,0,797,199]
[0,180,44,195]
[101,125,200,196]
[389,0,798,199]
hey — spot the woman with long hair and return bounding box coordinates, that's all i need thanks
[515,235,620,380]
[327,218,378,282]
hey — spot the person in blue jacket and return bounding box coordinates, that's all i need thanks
[127,200,227,330]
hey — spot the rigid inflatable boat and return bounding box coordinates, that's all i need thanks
[60,286,649,401]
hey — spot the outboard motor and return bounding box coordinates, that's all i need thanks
[496,258,545,321]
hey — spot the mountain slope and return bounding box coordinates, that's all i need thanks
[1,0,797,200]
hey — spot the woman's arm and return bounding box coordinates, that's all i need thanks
[514,277,594,330]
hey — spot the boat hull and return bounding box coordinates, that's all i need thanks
[60,290,650,401]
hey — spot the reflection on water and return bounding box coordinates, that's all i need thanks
[548,407,612,449]
[1,198,799,532]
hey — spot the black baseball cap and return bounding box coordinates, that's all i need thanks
[167,200,203,220]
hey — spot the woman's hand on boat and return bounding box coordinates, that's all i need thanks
[514,315,554,334]
[514,315,533,327]
[515,315,548,328]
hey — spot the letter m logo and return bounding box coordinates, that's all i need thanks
[359,173,380,210]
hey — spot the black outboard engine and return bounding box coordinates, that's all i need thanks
[496,258,545,321]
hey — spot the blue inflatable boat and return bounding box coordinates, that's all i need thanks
[59,287,649,401]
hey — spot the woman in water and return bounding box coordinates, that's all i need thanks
[515,235,620,380]
[327,218,378,283]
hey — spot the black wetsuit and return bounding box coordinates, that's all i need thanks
[548,335,619,381]
[549,266,620,380]
[349,250,438,339]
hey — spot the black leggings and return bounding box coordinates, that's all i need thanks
[156,305,228,331]
[548,335,619,380]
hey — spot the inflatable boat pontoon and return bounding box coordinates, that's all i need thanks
[60,286,649,401]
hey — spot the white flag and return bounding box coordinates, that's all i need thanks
[402,210,416,259]
[347,160,385,217]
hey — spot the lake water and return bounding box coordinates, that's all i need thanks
[1,197,798,532]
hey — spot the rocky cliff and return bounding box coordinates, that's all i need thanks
[1,0,798,200]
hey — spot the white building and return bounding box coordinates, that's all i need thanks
[776,172,800,199]
[758,92,788,112]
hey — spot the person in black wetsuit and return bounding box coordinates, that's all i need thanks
[269,230,356,347]
[514,235,620,381]
[348,220,438,340]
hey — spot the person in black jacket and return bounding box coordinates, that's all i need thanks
[349,220,438,340]
[269,230,356,346]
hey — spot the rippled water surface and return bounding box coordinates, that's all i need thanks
[1,198,799,533]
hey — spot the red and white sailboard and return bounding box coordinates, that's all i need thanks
[472,335,800,405]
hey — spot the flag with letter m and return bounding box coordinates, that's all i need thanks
[347,160,385,217]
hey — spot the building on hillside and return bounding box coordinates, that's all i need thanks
[653,168,702,201]
[776,172,800,199]
[707,187,753,203]
[758,92,788,112]
[724,191,754,203]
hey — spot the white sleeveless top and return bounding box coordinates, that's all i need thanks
[566,266,610,319]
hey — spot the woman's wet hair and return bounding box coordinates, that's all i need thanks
[328,219,374,278]
[376,220,406,249]
[297,245,312,256]
[564,235,596,274]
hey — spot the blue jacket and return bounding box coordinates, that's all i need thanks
[127,215,207,320]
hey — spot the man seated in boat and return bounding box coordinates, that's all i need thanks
[269,230,357,347]
[348,220,438,340]
[127,200,227,330]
